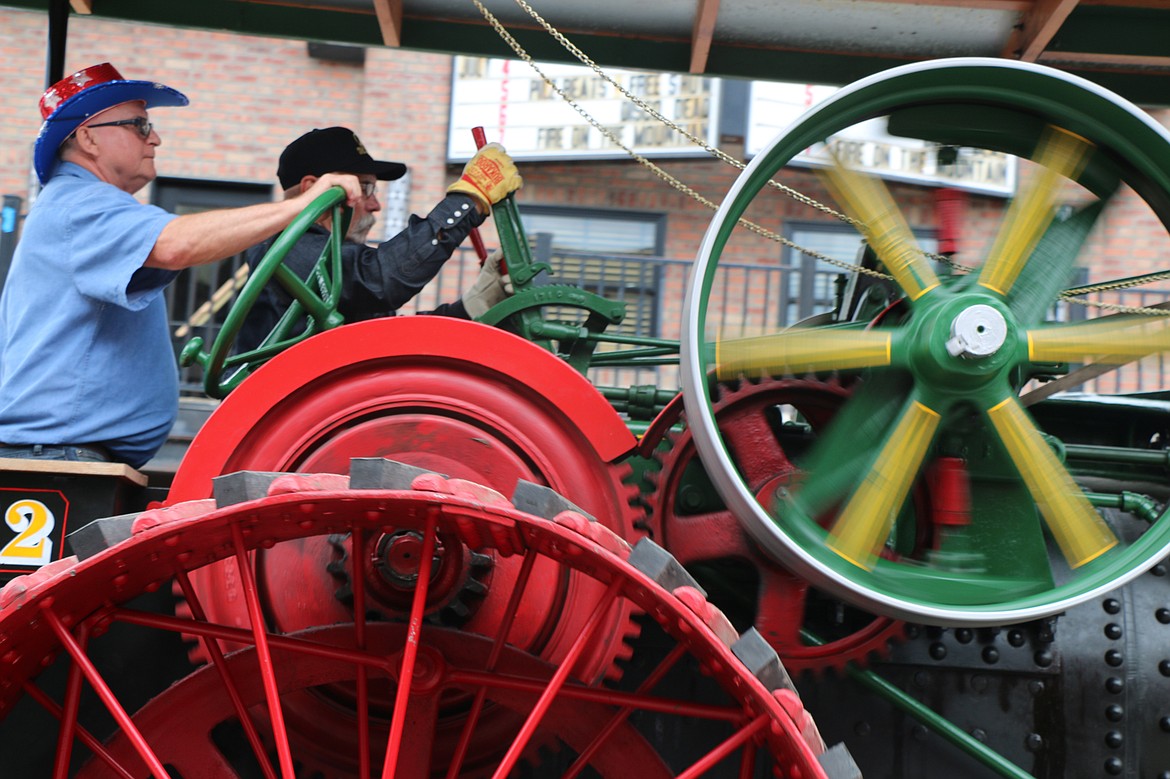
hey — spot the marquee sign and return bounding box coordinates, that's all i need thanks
[448,56,720,162]
[450,57,1016,196]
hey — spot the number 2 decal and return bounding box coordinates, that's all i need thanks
[1,499,55,567]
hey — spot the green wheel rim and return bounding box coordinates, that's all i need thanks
[682,58,1170,626]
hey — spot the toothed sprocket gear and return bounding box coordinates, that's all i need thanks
[644,376,908,674]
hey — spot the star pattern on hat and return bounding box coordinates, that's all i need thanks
[352,132,369,157]
[70,71,94,89]
[42,90,61,111]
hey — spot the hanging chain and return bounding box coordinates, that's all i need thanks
[470,0,1170,313]
[508,0,853,221]
[467,0,893,279]
[1062,271,1170,315]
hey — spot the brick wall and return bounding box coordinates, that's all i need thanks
[0,9,458,223]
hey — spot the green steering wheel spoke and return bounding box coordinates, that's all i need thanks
[181,187,350,398]
[272,263,336,325]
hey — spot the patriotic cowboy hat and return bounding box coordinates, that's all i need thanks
[33,62,188,184]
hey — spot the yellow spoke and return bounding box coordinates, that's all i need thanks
[716,329,892,379]
[980,127,1094,296]
[986,395,1117,567]
[820,155,939,301]
[827,400,940,569]
[1028,315,1170,363]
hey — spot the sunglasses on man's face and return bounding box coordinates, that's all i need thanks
[86,116,154,140]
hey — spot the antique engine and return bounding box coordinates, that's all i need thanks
[4,58,1170,778]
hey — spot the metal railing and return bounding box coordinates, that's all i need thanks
[167,247,1170,400]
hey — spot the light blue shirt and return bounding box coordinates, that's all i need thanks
[0,163,179,467]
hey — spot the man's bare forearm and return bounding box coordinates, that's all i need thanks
[145,173,360,270]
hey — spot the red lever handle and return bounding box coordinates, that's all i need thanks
[469,126,489,265]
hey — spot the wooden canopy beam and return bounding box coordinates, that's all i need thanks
[373,0,403,47]
[690,0,720,74]
[1004,0,1080,61]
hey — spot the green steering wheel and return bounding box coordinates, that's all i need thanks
[180,187,350,398]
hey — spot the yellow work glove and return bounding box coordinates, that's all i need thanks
[447,143,523,214]
[463,249,512,319]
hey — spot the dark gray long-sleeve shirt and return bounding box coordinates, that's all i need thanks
[238,192,486,352]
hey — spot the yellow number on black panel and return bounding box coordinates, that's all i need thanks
[1,499,55,567]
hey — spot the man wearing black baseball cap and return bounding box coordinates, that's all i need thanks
[275,127,406,245]
[239,126,522,351]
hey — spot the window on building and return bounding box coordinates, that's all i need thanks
[783,221,938,326]
[518,206,665,339]
[152,177,272,394]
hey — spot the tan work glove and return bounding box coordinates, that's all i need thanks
[447,143,523,214]
[463,249,513,319]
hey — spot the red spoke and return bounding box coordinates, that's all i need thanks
[174,569,278,779]
[664,508,752,562]
[675,713,769,779]
[737,737,757,779]
[563,642,689,778]
[389,651,442,779]
[40,606,170,778]
[24,680,134,779]
[231,520,296,778]
[351,527,372,779]
[446,549,538,779]
[113,606,391,669]
[52,620,88,779]
[448,667,744,721]
[383,511,439,778]
[491,577,624,779]
[754,566,809,648]
[720,406,795,486]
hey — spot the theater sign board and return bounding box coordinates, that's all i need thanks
[449,58,1015,196]
[448,56,720,161]
[747,81,1017,197]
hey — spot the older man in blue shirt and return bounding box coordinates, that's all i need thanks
[0,63,362,468]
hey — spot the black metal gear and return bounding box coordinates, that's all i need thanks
[326,529,494,627]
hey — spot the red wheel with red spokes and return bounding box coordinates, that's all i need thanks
[167,318,648,750]
[645,378,906,674]
[0,462,850,778]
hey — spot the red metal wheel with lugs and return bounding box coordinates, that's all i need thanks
[169,317,648,752]
[0,460,851,778]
